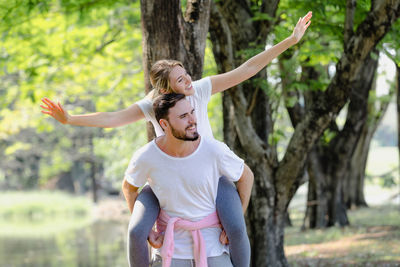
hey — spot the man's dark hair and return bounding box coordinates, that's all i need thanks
[153,93,186,124]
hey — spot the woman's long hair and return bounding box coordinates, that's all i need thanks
[148,59,184,99]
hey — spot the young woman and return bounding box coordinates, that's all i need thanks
[41,12,311,267]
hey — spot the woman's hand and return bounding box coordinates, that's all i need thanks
[148,230,164,249]
[292,11,312,44]
[219,229,229,245]
[40,97,70,124]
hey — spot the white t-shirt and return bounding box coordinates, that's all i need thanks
[136,77,213,139]
[125,137,244,259]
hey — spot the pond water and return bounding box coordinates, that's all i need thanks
[0,220,129,267]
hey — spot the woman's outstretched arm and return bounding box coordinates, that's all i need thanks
[40,97,145,128]
[210,11,312,95]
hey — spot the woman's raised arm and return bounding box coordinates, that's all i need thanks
[40,97,145,128]
[210,11,312,95]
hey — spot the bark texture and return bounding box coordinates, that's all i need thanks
[138,0,400,265]
[396,64,400,203]
[209,0,400,265]
[140,0,211,140]
[304,52,379,228]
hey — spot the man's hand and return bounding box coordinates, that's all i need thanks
[148,230,164,249]
[292,11,312,43]
[40,97,70,124]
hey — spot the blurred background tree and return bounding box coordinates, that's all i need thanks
[0,0,147,200]
[0,0,222,201]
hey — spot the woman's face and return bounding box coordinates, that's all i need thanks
[167,65,194,96]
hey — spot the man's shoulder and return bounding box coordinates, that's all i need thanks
[201,137,230,153]
[132,140,157,162]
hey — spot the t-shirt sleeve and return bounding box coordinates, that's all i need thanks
[136,97,165,137]
[216,141,244,182]
[124,149,149,187]
[193,77,212,105]
[136,97,154,122]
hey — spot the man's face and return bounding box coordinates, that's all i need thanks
[165,99,199,141]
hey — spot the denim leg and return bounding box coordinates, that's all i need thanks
[127,185,160,267]
[216,177,251,267]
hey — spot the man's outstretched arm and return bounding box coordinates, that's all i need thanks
[236,163,254,214]
[122,178,139,213]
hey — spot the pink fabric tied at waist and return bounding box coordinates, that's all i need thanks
[155,209,222,267]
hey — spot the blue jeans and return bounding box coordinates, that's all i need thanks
[127,176,250,267]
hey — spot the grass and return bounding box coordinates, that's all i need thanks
[1,145,399,264]
[0,215,92,237]
[285,144,400,266]
[0,190,91,218]
[285,205,400,266]
[0,191,92,237]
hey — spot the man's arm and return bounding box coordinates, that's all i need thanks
[236,163,254,214]
[122,178,139,213]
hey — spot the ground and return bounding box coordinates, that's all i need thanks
[92,193,400,266]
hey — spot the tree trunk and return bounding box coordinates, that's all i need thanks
[27,154,41,188]
[140,0,211,140]
[210,0,399,264]
[89,133,98,203]
[345,126,371,208]
[396,65,400,202]
[139,0,399,264]
[345,84,392,208]
[303,147,329,228]
[209,1,283,265]
[304,51,379,227]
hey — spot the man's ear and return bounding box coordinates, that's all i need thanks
[159,119,168,131]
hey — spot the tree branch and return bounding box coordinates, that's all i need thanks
[344,0,356,44]
[96,29,121,53]
[277,0,400,196]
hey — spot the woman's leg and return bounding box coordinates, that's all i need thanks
[216,176,251,267]
[128,185,160,267]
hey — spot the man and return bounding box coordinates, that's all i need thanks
[123,93,253,266]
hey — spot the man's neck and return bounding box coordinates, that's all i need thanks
[156,135,201,158]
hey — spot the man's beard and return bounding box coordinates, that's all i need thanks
[171,123,199,141]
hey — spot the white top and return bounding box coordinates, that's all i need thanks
[136,77,213,139]
[125,137,244,259]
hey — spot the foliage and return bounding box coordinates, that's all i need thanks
[203,40,223,141]
[380,19,400,66]
[0,0,225,192]
[272,0,400,151]
[0,0,147,190]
